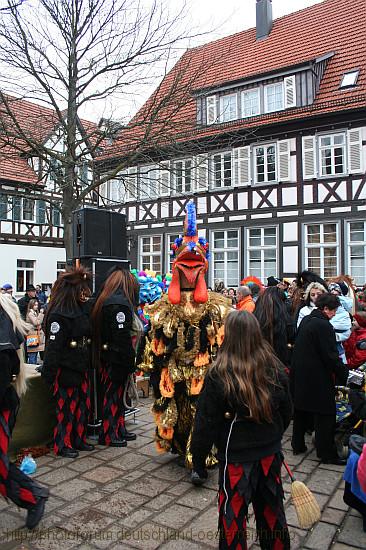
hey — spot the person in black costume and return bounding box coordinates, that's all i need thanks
[92,268,140,447]
[0,294,49,529]
[291,293,348,463]
[42,266,94,459]
[191,310,292,550]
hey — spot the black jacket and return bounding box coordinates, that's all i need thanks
[0,309,23,409]
[99,291,135,383]
[291,308,348,414]
[191,367,292,471]
[42,304,91,388]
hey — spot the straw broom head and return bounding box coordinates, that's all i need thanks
[290,479,321,529]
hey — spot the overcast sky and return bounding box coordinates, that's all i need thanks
[184,0,322,44]
[83,0,323,121]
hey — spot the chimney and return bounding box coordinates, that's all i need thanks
[256,0,273,40]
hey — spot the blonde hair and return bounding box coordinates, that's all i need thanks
[0,294,30,396]
[304,282,327,304]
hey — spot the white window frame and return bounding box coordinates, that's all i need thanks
[166,233,180,273]
[139,165,160,200]
[318,132,347,177]
[139,235,162,273]
[347,220,366,286]
[173,159,193,195]
[211,151,232,189]
[219,93,238,122]
[264,82,284,113]
[340,70,359,89]
[246,226,278,282]
[253,143,277,184]
[304,222,340,280]
[16,259,35,293]
[21,198,36,222]
[241,88,260,118]
[211,229,240,288]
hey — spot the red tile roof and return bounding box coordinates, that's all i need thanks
[0,146,39,184]
[101,0,366,159]
[0,95,97,185]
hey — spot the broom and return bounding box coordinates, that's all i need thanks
[283,461,321,529]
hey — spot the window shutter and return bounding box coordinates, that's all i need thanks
[36,200,46,224]
[278,140,291,181]
[159,162,170,196]
[302,136,317,179]
[284,76,296,108]
[0,194,8,220]
[194,154,209,191]
[12,197,21,221]
[347,129,363,174]
[232,146,251,186]
[206,96,217,125]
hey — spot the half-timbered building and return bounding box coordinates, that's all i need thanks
[0,97,95,295]
[98,0,366,287]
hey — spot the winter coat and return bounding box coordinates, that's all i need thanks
[17,294,41,319]
[291,308,348,414]
[236,296,255,313]
[297,304,351,341]
[98,290,136,384]
[344,328,366,369]
[26,310,45,353]
[191,367,292,471]
[42,304,91,388]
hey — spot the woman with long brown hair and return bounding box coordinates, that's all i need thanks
[254,286,295,367]
[91,267,140,447]
[191,310,292,550]
[42,266,94,458]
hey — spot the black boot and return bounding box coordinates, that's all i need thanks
[123,432,137,441]
[109,436,127,447]
[191,470,208,486]
[76,442,95,451]
[26,490,49,530]
[58,447,79,459]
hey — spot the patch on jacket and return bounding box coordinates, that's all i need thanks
[50,321,60,334]
[116,312,125,324]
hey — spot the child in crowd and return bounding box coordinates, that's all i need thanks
[190,310,292,550]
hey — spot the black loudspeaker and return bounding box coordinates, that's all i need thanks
[72,207,127,259]
[77,257,130,294]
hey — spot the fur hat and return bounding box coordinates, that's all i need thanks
[328,282,342,295]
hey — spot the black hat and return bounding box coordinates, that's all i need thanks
[267,276,281,287]
[26,284,36,292]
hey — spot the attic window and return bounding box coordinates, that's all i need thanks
[340,70,359,89]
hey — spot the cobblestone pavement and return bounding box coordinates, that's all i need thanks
[1,400,366,550]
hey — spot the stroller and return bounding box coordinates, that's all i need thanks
[335,365,366,459]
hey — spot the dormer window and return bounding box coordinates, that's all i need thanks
[220,94,238,122]
[264,82,284,113]
[242,88,260,117]
[204,74,297,125]
[340,70,359,89]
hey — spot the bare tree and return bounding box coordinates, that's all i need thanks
[0,0,212,257]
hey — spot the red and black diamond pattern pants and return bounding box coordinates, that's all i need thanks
[99,364,125,445]
[0,392,47,509]
[53,369,91,454]
[218,453,290,550]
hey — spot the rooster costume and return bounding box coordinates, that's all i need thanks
[139,201,230,465]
